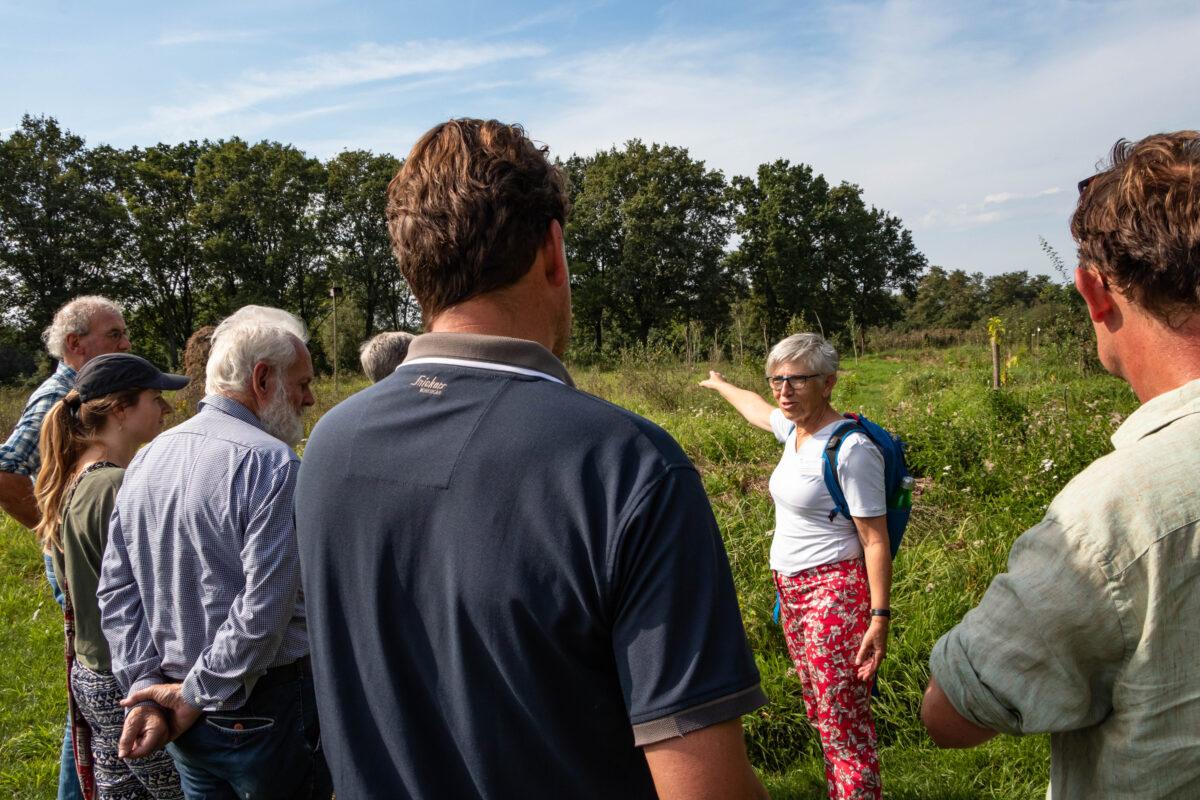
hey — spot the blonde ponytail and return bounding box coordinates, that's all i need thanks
[34,387,139,549]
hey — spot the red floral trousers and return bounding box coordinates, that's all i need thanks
[775,558,881,800]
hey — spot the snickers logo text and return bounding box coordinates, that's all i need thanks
[411,374,448,396]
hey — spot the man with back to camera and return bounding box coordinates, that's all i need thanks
[921,131,1200,798]
[295,118,771,799]
[0,295,129,800]
[97,305,331,799]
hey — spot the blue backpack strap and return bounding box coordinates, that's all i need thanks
[822,418,862,522]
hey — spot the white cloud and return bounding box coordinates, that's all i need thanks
[141,40,547,136]
[982,188,1061,205]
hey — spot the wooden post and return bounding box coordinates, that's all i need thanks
[330,284,343,398]
[992,340,1000,389]
[988,317,1003,390]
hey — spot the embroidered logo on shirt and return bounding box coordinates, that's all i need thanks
[411,375,447,395]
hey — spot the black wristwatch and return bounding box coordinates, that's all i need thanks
[870,608,891,618]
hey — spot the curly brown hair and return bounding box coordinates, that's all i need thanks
[1071,131,1200,326]
[386,118,570,324]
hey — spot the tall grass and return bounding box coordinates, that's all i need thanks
[0,344,1137,798]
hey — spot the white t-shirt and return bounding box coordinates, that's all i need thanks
[767,408,886,576]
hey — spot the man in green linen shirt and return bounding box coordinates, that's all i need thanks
[921,130,1200,799]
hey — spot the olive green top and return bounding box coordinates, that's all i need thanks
[52,465,123,673]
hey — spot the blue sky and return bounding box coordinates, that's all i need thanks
[4,0,1199,279]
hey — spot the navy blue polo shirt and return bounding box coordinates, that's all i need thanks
[296,333,765,800]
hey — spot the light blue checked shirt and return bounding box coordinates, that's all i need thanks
[98,394,309,711]
[0,362,76,476]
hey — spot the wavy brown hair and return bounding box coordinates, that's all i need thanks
[35,387,141,550]
[386,118,570,324]
[1071,131,1200,326]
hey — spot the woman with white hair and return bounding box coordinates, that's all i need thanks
[700,332,890,800]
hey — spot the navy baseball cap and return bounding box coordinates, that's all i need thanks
[76,354,189,403]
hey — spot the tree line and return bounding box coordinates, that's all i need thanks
[0,114,1077,379]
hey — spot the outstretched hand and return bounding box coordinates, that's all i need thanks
[854,619,888,681]
[698,370,728,390]
[118,683,203,758]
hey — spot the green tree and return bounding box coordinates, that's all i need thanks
[115,141,214,367]
[729,160,925,342]
[905,267,985,329]
[565,141,732,350]
[726,160,830,340]
[321,150,412,343]
[819,181,926,336]
[981,271,1054,318]
[0,115,128,347]
[193,139,327,325]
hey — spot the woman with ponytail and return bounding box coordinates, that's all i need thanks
[36,353,188,800]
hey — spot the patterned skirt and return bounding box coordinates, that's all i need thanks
[70,663,184,800]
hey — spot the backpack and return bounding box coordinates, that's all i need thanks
[820,413,912,560]
[771,414,912,625]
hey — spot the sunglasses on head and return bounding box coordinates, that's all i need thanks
[1078,173,1103,195]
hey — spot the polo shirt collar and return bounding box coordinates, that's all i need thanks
[197,393,267,430]
[1111,376,1200,448]
[404,333,575,388]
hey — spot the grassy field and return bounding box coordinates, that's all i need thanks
[0,343,1139,798]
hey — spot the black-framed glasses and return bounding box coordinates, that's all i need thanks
[766,373,820,391]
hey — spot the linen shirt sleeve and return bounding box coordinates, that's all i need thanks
[181,456,303,709]
[929,515,1125,736]
[611,465,767,745]
[99,503,167,693]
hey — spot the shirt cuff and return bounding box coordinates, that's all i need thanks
[128,672,166,697]
[0,459,33,477]
[930,630,1022,737]
[631,684,768,747]
[182,668,242,712]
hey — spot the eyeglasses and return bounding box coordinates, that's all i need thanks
[1077,173,1102,195]
[766,373,820,391]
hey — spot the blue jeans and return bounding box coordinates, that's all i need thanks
[45,552,84,800]
[167,664,330,800]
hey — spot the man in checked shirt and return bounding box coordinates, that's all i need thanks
[97,305,331,799]
[0,294,130,800]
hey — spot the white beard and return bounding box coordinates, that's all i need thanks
[258,386,304,446]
